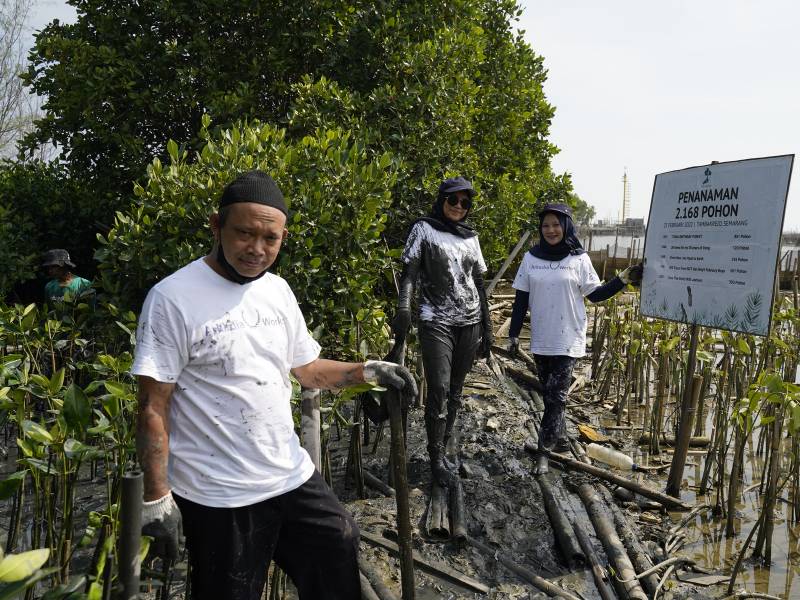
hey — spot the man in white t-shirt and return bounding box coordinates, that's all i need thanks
[133,170,417,600]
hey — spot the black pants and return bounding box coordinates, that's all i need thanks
[533,354,577,450]
[174,471,360,600]
[419,320,481,443]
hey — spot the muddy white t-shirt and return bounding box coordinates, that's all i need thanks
[132,259,320,508]
[401,221,487,325]
[512,252,600,357]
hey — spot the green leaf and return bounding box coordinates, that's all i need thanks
[63,384,92,434]
[0,549,50,582]
[21,420,53,444]
[736,338,751,354]
[0,567,59,600]
[104,381,130,398]
[41,575,87,600]
[0,471,27,501]
[49,368,65,396]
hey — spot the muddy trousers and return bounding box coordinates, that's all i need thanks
[419,320,481,467]
[533,354,577,450]
[174,471,360,600]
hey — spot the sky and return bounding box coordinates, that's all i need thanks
[518,1,799,229]
[27,1,799,229]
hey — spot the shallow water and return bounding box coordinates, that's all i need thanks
[599,399,799,598]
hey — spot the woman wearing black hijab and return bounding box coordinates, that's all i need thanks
[392,177,493,486]
[508,203,642,474]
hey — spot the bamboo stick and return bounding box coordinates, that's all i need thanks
[571,518,616,600]
[524,443,692,510]
[363,469,395,497]
[360,531,490,594]
[359,559,399,600]
[465,535,582,600]
[577,484,648,600]
[386,346,415,599]
[536,476,585,569]
[425,481,449,539]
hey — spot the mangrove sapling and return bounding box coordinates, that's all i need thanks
[698,349,730,496]
[726,370,758,538]
[752,401,784,562]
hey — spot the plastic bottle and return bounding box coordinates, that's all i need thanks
[585,443,636,471]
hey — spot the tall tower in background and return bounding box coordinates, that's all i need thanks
[621,169,631,224]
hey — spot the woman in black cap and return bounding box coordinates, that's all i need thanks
[508,203,642,474]
[392,176,493,487]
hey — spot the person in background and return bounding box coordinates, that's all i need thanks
[133,170,417,600]
[42,249,93,303]
[508,203,642,474]
[393,176,493,487]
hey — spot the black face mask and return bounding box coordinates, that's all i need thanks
[215,242,269,285]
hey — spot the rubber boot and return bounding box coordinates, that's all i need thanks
[426,415,456,487]
[535,453,550,476]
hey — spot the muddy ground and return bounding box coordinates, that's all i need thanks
[336,350,720,600]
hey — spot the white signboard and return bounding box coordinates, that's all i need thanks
[641,155,794,336]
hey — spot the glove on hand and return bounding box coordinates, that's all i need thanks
[508,337,520,357]
[142,492,183,561]
[619,263,643,286]
[479,326,494,359]
[363,360,418,398]
[391,307,412,340]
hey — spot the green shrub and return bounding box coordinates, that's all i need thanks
[96,118,397,359]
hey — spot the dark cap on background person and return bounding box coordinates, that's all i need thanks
[538,203,572,220]
[42,249,76,268]
[219,170,287,215]
[438,176,475,198]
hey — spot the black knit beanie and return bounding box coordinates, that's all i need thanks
[220,170,287,214]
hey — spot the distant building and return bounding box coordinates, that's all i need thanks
[624,217,644,228]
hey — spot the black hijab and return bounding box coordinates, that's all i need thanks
[411,194,477,239]
[529,209,585,261]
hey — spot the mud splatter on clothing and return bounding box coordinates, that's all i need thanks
[401,221,486,325]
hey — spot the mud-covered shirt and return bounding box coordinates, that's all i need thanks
[401,221,487,326]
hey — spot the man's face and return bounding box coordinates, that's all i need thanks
[46,265,67,279]
[211,202,288,278]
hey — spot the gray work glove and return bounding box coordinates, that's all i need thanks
[619,264,643,286]
[142,492,183,560]
[508,337,520,357]
[363,360,418,399]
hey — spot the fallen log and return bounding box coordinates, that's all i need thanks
[570,518,617,600]
[359,558,399,600]
[360,572,382,600]
[360,530,490,595]
[504,364,544,392]
[598,485,660,596]
[490,343,537,372]
[496,317,512,339]
[638,433,711,447]
[465,535,581,600]
[536,476,585,569]
[364,469,395,497]
[578,484,648,600]
[425,481,450,539]
[523,442,692,511]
